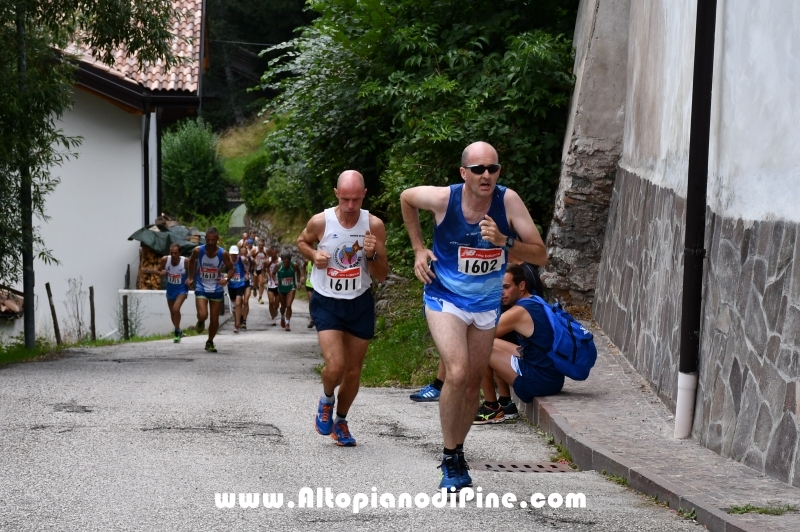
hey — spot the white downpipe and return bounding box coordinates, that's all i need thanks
[674,372,698,439]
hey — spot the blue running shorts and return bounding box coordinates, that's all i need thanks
[310,290,375,340]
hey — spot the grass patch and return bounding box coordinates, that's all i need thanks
[217,116,274,184]
[217,116,274,159]
[601,470,629,487]
[358,278,438,387]
[222,151,265,185]
[550,442,575,466]
[648,494,669,508]
[677,507,697,521]
[728,502,799,516]
[0,329,200,366]
[361,313,438,387]
[0,338,61,365]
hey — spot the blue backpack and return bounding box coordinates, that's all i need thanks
[532,295,597,381]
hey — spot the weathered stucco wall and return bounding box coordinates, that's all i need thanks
[543,0,629,302]
[594,0,800,486]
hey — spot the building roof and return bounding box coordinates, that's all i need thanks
[66,0,203,94]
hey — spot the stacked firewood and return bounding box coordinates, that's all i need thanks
[0,289,22,315]
[138,245,164,290]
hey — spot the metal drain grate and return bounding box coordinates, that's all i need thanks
[474,462,575,473]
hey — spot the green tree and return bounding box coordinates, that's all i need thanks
[0,0,181,346]
[162,119,228,217]
[258,0,576,273]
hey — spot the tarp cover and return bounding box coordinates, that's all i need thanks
[128,225,200,256]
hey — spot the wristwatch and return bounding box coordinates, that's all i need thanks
[505,235,515,248]
[367,250,379,261]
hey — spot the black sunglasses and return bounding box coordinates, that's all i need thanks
[464,164,501,174]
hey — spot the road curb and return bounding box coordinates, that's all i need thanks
[512,394,761,532]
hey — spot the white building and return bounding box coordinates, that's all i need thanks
[0,0,206,342]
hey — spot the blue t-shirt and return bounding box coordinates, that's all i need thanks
[424,184,511,312]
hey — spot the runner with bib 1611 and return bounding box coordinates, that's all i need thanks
[298,170,389,447]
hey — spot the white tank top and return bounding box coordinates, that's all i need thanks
[311,208,372,299]
[165,256,186,284]
[267,258,278,289]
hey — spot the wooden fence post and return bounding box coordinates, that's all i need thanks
[45,282,61,346]
[122,294,129,340]
[89,286,96,341]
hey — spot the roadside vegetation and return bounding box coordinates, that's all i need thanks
[728,502,798,516]
[360,277,438,387]
[217,117,274,184]
[246,0,577,277]
[0,330,200,366]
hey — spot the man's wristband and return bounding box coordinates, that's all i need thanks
[366,250,379,261]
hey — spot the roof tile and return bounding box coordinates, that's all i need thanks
[67,0,203,94]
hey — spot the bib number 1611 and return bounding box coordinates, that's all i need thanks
[326,267,361,293]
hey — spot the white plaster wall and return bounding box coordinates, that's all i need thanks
[707,0,800,222]
[117,290,231,338]
[622,0,800,223]
[620,0,696,195]
[28,88,144,340]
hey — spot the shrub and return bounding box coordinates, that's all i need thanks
[241,153,271,214]
[162,119,227,217]
[258,0,576,231]
[263,170,311,213]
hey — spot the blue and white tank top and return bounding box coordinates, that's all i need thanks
[165,256,188,299]
[424,184,511,312]
[228,256,247,289]
[196,245,224,294]
[310,208,372,300]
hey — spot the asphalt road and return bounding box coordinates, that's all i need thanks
[0,297,701,531]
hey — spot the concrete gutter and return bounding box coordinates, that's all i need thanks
[512,394,762,532]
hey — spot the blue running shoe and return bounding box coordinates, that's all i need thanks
[457,452,473,488]
[410,383,440,402]
[331,419,357,447]
[438,454,463,491]
[315,398,334,435]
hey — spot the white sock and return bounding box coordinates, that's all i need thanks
[321,392,334,404]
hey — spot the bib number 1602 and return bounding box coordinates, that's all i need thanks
[457,247,504,276]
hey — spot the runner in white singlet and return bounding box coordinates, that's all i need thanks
[298,170,389,447]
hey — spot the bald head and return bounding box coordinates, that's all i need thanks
[334,170,367,218]
[336,170,365,190]
[461,141,498,167]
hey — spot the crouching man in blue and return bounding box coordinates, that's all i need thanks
[487,291,597,405]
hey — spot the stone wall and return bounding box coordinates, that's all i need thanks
[694,210,800,485]
[542,0,629,303]
[594,168,800,487]
[593,168,685,410]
